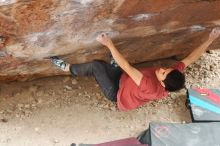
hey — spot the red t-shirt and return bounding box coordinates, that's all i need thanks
[117,61,185,111]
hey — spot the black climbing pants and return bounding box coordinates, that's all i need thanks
[69,60,122,102]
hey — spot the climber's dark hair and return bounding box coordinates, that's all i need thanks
[163,69,185,92]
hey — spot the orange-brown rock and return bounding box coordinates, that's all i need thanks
[0,0,220,81]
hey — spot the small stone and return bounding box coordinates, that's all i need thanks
[110,106,116,111]
[152,111,157,115]
[29,86,38,93]
[24,104,30,108]
[35,127,40,132]
[6,109,13,113]
[36,98,43,104]
[129,126,134,130]
[24,110,32,116]
[206,50,214,54]
[71,79,78,85]
[63,77,70,83]
[102,104,109,109]
[1,118,8,123]
[5,138,11,143]
[18,104,24,108]
[53,139,59,143]
[64,85,72,90]
[36,90,44,97]
[15,92,21,96]
[15,114,20,118]
[48,91,55,96]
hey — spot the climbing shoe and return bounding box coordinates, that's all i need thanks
[51,56,68,71]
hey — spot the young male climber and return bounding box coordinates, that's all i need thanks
[51,28,220,111]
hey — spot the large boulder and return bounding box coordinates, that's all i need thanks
[0,0,220,81]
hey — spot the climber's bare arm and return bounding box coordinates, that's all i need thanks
[96,33,143,86]
[181,28,220,68]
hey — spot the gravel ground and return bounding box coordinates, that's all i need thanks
[0,50,219,146]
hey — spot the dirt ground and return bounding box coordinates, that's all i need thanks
[0,50,219,146]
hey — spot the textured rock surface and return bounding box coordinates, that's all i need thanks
[0,0,220,81]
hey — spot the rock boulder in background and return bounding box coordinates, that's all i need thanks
[0,0,220,81]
